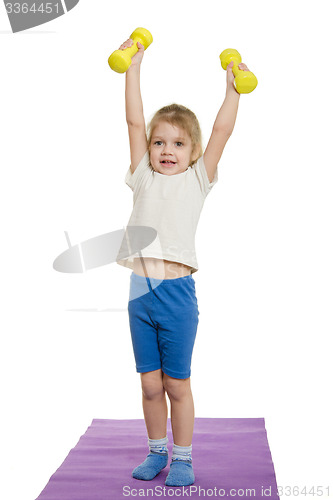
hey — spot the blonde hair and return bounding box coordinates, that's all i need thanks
[147,104,203,166]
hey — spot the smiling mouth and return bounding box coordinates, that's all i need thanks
[161,160,176,166]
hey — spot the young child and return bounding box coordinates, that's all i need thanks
[116,38,250,487]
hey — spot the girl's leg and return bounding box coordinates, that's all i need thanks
[132,369,169,481]
[163,373,195,486]
[141,369,168,439]
[162,374,194,445]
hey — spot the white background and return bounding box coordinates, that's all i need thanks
[1,1,332,499]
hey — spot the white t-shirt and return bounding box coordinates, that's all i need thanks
[116,151,218,274]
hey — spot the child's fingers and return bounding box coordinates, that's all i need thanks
[239,63,250,71]
[118,40,145,56]
[119,38,133,50]
[227,61,250,71]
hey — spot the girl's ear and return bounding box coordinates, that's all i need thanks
[191,144,201,162]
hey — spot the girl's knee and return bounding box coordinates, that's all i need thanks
[141,370,165,400]
[162,374,191,401]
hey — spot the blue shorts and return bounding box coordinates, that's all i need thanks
[127,272,200,379]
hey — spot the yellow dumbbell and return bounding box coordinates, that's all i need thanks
[108,27,153,73]
[220,49,258,94]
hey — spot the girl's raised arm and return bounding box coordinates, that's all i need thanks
[203,62,250,183]
[122,40,148,173]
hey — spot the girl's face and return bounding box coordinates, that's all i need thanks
[149,121,198,176]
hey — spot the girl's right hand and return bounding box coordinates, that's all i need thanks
[119,38,145,69]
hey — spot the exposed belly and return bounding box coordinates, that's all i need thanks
[133,257,192,279]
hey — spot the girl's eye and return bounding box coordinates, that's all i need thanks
[175,142,183,147]
[154,141,163,146]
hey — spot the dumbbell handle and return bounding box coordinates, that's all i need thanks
[120,37,141,60]
[230,63,244,78]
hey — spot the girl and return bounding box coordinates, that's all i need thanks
[116,38,250,487]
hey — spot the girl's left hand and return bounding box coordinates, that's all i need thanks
[226,61,250,92]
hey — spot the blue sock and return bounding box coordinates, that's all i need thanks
[132,437,168,481]
[165,444,195,486]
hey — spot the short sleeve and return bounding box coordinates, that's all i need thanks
[193,156,218,196]
[125,151,151,191]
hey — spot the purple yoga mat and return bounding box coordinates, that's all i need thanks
[36,418,279,500]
